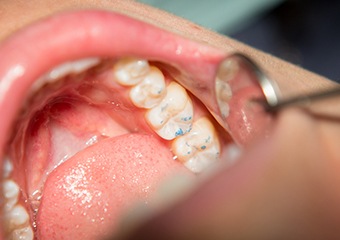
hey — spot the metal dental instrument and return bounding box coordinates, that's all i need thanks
[235,53,340,113]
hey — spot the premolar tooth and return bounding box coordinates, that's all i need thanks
[114,58,150,86]
[3,179,19,211]
[11,226,34,240]
[6,205,29,229]
[129,66,166,108]
[172,117,220,173]
[3,157,13,178]
[146,82,193,140]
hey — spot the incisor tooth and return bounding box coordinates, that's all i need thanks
[114,58,150,86]
[172,117,220,173]
[146,82,193,140]
[129,66,166,108]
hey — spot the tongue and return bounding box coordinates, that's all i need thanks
[36,133,188,239]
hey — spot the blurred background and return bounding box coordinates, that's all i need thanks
[138,0,340,82]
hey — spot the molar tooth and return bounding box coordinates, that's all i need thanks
[129,66,166,108]
[146,82,193,140]
[215,79,232,118]
[172,117,220,173]
[114,58,150,86]
[215,58,237,119]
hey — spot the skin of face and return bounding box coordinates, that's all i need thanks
[1,0,340,239]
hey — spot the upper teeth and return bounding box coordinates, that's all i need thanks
[145,82,193,140]
[111,58,220,171]
[31,58,101,95]
[215,58,236,119]
[129,66,167,109]
[114,58,150,86]
[172,117,220,173]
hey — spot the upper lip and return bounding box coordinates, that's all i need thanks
[0,10,228,159]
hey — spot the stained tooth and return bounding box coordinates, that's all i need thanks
[172,117,220,173]
[3,179,19,211]
[114,58,150,86]
[215,58,237,119]
[146,82,193,140]
[6,205,29,228]
[129,66,166,108]
[11,226,34,240]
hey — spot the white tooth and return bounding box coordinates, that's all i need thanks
[31,58,100,93]
[48,58,100,79]
[3,179,20,211]
[11,226,34,240]
[215,77,232,119]
[114,58,150,86]
[129,66,166,108]
[172,117,220,173]
[146,82,193,140]
[3,157,13,178]
[215,58,237,119]
[6,205,29,227]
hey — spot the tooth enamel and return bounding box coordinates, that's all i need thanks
[215,79,232,118]
[114,58,150,86]
[11,226,34,240]
[6,205,29,228]
[31,58,100,94]
[129,66,166,108]
[3,157,13,178]
[215,58,237,119]
[146,82,193,140]
[172,117,220,173]
[3,179,19,211]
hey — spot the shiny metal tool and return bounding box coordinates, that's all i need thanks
[235,53,340,113]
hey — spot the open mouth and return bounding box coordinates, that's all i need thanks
[0,10,271,240]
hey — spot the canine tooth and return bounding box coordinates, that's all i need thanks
[11,226,34,240]
[6,205,29,228]
[129,66,166,108]
[3,179,19,211]
[114,58,150,86]
[146,82,193,140]
[172,117,220,173]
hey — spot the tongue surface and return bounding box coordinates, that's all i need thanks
[36,134,187,239]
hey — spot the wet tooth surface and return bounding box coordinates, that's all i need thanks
[146,82,193,140]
